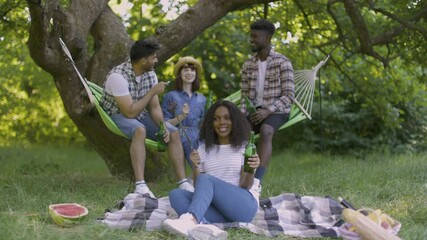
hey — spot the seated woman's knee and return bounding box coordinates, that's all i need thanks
[195,173,214,185]
[197,173,209,180]
[169,188,192,202]
[168,188,182,200]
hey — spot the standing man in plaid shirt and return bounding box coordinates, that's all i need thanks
[101,38,194,198]
[240,19,295,188]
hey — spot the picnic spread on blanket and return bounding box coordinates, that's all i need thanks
[100,193,340,238]
[99,192,402,239]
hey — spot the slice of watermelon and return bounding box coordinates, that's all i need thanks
[48,203,88,227]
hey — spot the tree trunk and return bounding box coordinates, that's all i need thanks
[25,0,276,180]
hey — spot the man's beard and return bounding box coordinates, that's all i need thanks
[143,65,154,72]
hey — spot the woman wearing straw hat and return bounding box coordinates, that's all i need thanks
[161,56,206,170]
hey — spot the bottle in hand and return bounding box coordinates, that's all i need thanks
[244,131,256,173]
[157,121,167,152]
[244,96,256,115]
[205,90,213,111]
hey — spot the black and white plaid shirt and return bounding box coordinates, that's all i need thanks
[101,60,158,119]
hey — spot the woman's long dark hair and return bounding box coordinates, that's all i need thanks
[174,64,200,91]
[199,100,251,153]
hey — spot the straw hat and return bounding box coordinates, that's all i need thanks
[173,56,203,77]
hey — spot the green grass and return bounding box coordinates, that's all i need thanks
[0,144,426,239]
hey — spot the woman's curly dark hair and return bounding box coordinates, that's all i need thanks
[199,100,251,153]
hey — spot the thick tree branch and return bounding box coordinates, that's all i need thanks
[27,0,110,73]
[64,1,109,70]
[154,0,278,63]
[341,0,388,66]
[327,0,346,47]
[293,0,313,30]
[332,0,427,66]
[371,26,405,46]
[27,0,59,73]
[368,1,427,41]
[87,7,133,85]
[1,0,24,21]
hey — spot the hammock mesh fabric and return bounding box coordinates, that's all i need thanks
[293,56,329,120]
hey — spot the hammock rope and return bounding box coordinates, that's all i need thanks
[59,38,95,104]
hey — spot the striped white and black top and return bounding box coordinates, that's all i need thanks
[198,143,245,186]
[197,142,260,204]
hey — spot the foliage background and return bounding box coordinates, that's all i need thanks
[1,0,426,153]
[0,2,83,145]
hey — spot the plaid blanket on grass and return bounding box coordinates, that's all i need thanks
[100,192,342,238]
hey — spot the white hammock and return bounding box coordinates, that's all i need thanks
[293,55,329,120]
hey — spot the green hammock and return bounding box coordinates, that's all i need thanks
[59,38,157,149]
[86,81,127,138]
[223,90,307,131]
[90,80,305,142]
[86,81,158,149]
[60,38,325,144]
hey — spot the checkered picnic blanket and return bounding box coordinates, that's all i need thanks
[100,192,342,238]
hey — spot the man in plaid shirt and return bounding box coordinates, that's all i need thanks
[240,19,295,187]
[101,38,194,198]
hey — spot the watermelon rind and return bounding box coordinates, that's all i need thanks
[48,203,88,227]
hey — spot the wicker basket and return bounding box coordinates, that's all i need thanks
[338,208,401,240]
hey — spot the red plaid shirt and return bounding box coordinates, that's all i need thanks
[240,49,294,114]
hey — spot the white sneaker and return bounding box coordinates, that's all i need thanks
[163,213,197,237]
[179,179,195,192]
[135,184,156,199]
[189,224,228,240]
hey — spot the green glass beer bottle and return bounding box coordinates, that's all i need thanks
[244,131,256,173]
[205,90,213,111]
[244,96,256,115]
[157,121,167,152]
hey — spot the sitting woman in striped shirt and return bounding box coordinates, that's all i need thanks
[163,100,260,239]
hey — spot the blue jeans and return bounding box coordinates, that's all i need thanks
[169,174,258,223]
[110,113,177,140]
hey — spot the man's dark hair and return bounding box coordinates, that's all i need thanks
[200,100,251,153]
[250,19,275,36]
[130,38,160,63]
